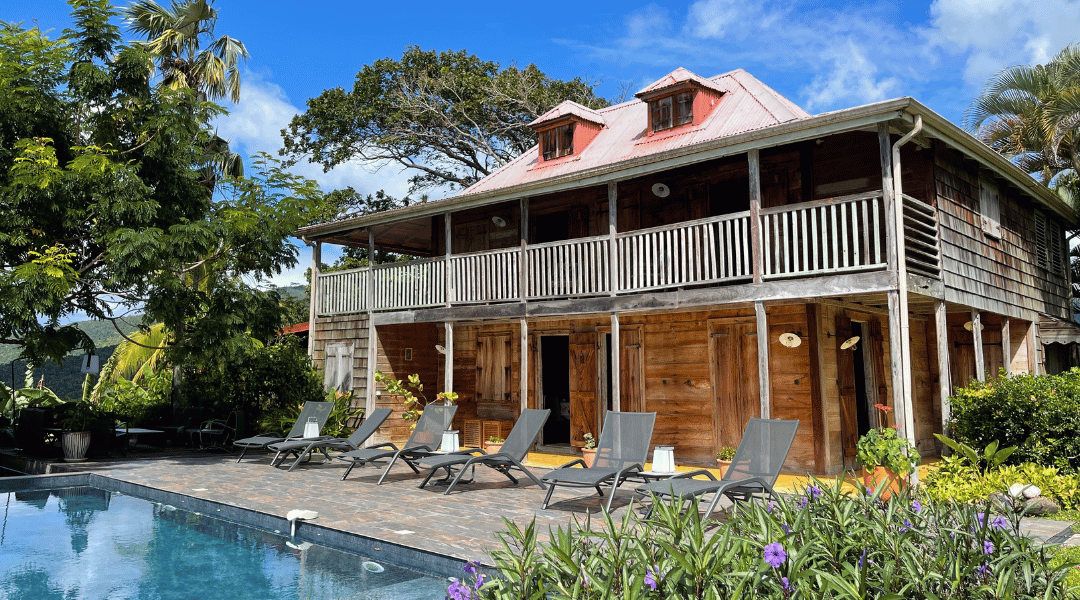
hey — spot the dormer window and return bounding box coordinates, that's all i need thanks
[542,123,574,160]
[651,91,695,133]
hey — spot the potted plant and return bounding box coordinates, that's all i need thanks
[581,432,598,467]
[61,401,99,462]
[716,446,736,477]
[856,403,920,499]
[484,435,505,454]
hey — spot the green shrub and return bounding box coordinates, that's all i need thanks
[259,388,361,438]
[457,478,1077,599]
[97,369,173,426]
[924,457,1080,510]
[948,370,1080,473]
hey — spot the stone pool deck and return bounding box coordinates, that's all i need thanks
[3,449,1077,567]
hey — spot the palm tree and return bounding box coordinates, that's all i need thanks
[966,46,1080,199]
[125,0,249,103]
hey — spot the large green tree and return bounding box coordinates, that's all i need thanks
[0,0,320,367]
[281,46,609,194]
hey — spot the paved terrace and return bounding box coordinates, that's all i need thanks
[3,449,1077,566]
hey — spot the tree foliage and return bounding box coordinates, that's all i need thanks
[281,46,609,194]
[0,0,320,367]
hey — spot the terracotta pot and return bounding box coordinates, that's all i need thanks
[484,442,503,454]
[63,431,91,462]
[581,448,597,468]
[716,459,732,478]
[862,465,903,500]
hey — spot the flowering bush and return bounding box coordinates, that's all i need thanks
[856,403,920,477]
[469,477,1076,599]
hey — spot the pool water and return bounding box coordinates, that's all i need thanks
[0,487,449,600]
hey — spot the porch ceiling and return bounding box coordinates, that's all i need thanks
[310,217,434,256]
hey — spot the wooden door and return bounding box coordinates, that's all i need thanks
[620,327,645,413]
[476,334,512,420]
[709,319,760,450]
[569,331,598,446]
[836,315,858,457]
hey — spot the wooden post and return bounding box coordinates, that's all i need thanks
[755,301,770,418]
[879,124,899,272]
[748,150,763,283]
[1026,319,1039,375]
[444,321,454,393]
[520,318,528,413]
[608,182,618,295]
[972,310,985,381]
[307,241,321,357]
[520,198,529,302]
[935,300,951,437]
[611,313,621,410]
[444,211,452,307]
[1001,317,1011,375]
[365,229,377,422]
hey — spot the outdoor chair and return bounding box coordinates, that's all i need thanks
[335,404,456,484]
[540,411,657,512]
[232,401,333,462]
[267,408,392,472]
[637,418,799,516]
[417,408,550,494]
[190,410,240,450]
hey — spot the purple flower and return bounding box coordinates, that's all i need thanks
[644,565,663,590]
[900,519,911,533]
[781,576,790,591]
[808,485,822,500]
[797,496,808,508]
[991,515,1008,530]
[983,541,994,555]
[781,524,791,534]
[446,579,472,600]
[764,542,787,569]
[911,499,922,513]
[767,501,778,513]
[977,562,991,575]
[858,549,869,569]
[463,561,478,576]
[474,574,485,590]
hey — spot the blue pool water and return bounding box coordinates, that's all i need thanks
[0,487,449,600]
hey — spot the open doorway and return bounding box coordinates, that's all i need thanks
[540,335,570,446]
[852,322,873,436]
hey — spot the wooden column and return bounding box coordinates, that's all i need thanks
[755,301,770,418]
[748,150,763,283]
[1026,319,1040,375]
[307,241,321,357]
[608,182,618,295]
[971,310,985,381]
[878,124,899,273]
[1001,317,1011,375]
[444,211,452,307]
[520,198,528,302]
[611,313,621,410]
[520,318,528,413]
[365,229,377,420]
[444,321,454,393]
[805,303,826,472]
[935,300,951,436]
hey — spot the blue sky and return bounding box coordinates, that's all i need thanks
[7,0,1080,291]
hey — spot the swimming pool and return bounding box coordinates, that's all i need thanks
[0,484,450,599]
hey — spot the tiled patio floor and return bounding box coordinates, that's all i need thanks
[8,448,1077,565]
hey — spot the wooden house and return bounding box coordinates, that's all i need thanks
[296,68,1077,475]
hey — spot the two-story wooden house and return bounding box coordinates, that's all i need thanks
[297,68,1077,475]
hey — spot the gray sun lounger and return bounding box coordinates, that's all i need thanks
[417,408,550,494]
[541,411,656,512]
[266,408,392,472]
[232,401,334,462]
[637,418,799,516]
[335,404,456,485]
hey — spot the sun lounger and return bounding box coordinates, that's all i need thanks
[232,401,333,462]
[267,408,392,472]
[335,404,456,484]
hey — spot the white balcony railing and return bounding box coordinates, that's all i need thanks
[316,192,913,315]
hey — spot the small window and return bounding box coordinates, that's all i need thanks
[541,123,574,160]
[323,342,354,392]
[979,176,1002,238]
[651,96,672,132]
[1035,211,1065,277]
[651,91,695,133]
[675,91,694,126]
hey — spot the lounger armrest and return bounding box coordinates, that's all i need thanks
[449,447,486,456]
[554,458,587,469]
[615,463,644,479]
[370,442,399,451]
[670,469,719,481]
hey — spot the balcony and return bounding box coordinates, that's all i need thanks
[314,191,939,316]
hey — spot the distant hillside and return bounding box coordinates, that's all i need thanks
[3,344,119,399]
[0,318,141,366]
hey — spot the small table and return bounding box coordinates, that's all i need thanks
[636,470,679,483]
[118,427,164,447]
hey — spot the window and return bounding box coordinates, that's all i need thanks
[323,342,354,392]
[541,123,574,160]
[1035,211,1065,277]
[979,176,1002,238]
[651,91,694,133]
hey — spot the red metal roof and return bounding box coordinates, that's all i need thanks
[529,100,606,128]
[460,69,809,198]
[281,322,309,335]
[634,66,726,98]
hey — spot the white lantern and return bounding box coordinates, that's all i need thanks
[651,446,675,473]
[440,430,460,453]
[303,417,319,439]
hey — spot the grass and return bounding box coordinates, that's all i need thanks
[1049,545,1080,589]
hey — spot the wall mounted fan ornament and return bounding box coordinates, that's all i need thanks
[651,183,671,198]
[490,216,507,227]
[840,336,860,350]
[778,333,802,348]
[963,321,983,331]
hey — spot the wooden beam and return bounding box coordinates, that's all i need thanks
[887,290,906,431]
[805,303,826,472]
[365,231,377,420]
[935,300,951,438]
[972,310,985,381]
[610,312,621,409]
[1001,317,1011,375]
[444,321,454,393]
[444,211,452,307]
[519,318,528,413]
[308,241,321,356]
[748,149,763,283]
[520,199,528,303]
[755,301,770,418]
[878,124,899,273]
[608,182,618,296]
[1026,319,1039,375]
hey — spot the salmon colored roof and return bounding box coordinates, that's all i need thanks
[634,67,726,98]
[460,69,809,198]
[281,322,309,335]
[529,100,606,128]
